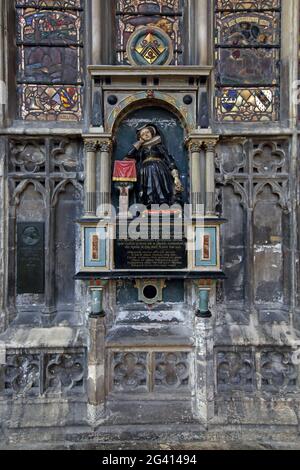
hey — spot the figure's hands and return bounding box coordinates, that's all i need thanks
[171,170,184,193]
[174,177,184,193]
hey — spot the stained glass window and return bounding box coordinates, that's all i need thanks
[116,0,185,65]
[16,0,84,121]
[215,0,281,122]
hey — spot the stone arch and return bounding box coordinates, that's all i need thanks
[108,92,194,135]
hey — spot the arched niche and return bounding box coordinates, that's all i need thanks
[111,104,189,208]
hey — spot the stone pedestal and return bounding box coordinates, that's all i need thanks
[87,315,106,426]
[193,318,214,423]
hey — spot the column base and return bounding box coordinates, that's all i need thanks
[41,307,57,326]
[196,310,212,319]
[89,312,106,319]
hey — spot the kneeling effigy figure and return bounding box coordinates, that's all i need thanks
[126,123,184,207]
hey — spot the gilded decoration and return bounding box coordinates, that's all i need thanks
[126,26,173,66]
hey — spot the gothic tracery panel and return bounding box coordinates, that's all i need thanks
[113,352,148,392]
[216,349,256,392]
[260,350,298,393]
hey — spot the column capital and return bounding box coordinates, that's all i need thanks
[188,140,202,153]
[84,139,98,153]
[203,138,219,152]
[98,140,112,153]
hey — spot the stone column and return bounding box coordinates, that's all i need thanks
[87,315,106,426]
[204,139,218,216]
[197,0,208,66]
[193,317,214,423]
[189,141,202,217]
[84,140,98,217]
[42,182,57,324]
[91,0,102,65]
[0,1,7,128]
[98,140,112,218]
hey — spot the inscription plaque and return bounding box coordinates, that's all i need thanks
[17,222,45,294]
[115,222,187,270]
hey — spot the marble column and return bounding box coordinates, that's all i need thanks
[189,141,202,217]
[84,140,98,217]
[98,140,112,218]
[204,139,218,216]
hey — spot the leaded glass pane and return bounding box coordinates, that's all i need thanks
[215,0,280,10]
[215,11,280,46]
[216,48,279,85]
[18,46,82,83]
[216,87,278,122]
[17,9,82,45]
[214,0,281,122]
[17,0,82,7]
[16,0,83,121]
[116,0,184,65]
[117,0,183,12]
[18,84,82,121]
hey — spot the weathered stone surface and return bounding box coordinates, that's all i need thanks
[0,0,300,449]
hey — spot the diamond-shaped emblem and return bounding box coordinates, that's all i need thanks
[135,32,167,64]
[127,25,173,66]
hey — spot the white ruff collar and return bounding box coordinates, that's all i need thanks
[142,136,161,147]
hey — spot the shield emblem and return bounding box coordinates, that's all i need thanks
[221,89,238,112]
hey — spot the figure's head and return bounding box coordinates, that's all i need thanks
[138,125,156,142]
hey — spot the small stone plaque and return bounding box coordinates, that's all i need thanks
[17,222,45,294]
[115,222,187,270]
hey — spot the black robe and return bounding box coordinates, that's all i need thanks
[127,142,178,206]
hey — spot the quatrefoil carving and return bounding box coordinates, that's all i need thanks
[253,143,285,174]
